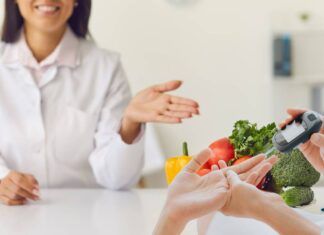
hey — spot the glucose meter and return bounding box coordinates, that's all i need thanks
[272,111,322,153]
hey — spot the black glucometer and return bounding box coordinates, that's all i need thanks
[272,111,322,153]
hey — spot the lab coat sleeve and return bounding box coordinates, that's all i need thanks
[89,61,145,190]
[0,153,10,180]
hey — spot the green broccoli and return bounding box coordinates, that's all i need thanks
[280,187,314,207]
[270,149,320,187]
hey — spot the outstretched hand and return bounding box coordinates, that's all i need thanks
[120,80,200,144]
[124,80,199,124]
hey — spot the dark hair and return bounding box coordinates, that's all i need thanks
[1,0,92,43]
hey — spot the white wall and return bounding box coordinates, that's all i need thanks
[1,0,324,157]
[89,0,324,156]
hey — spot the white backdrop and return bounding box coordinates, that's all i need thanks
[1,0,324,157]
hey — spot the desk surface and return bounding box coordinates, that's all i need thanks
[0,189,197,235]
[0,188,323,235]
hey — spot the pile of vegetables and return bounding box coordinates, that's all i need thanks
[165,119,321,207]
[265,149,320,207]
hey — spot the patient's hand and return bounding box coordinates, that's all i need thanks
[0,171,40,206]
[218,154,278,186]
[166,149,229,223]
[220,171,320,235]
[197,156,277,235]
[220,170,281,218]
[153,149,229,235]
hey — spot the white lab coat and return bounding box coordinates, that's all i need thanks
[0,29,145,190]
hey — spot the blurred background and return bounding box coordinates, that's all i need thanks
[1,0,323,187]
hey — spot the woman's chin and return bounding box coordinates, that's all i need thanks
[28,22,67,35]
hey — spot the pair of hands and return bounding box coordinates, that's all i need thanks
[155,149,279,235]
[281,109,324,173]
[168,149,278,221]
[156,147,321,235]
[0,171,40,205]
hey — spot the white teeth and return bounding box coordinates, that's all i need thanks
[36,5,59,13]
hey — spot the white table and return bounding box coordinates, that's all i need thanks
[0,189,196,235]
[0,188,323,235]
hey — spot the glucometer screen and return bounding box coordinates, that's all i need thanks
[282,122,305,142]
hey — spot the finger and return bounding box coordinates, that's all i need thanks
[168,104,198,114]
[264,155,279,166]
[279,118,293,129]
[253,163,273,185]
[279,109,306,128]
[7,179,39,200]
[279,109,307,129]
[170,96,199,107]
[0,195,26,206]
[155,115,181,124]
[226,155,265,174]
[287,108,307,117]
[211,165,219,171]
[163,111,193,119]
[25,174,39,187]
[184,149,213,173]
[153,80,182,93]
[218,160,228,169]
[310,133,324,148]
[245,172,258,184]
[0,186,23,200]
[225,170,241,186]
[242,156,277,182]
[10,173,39,195]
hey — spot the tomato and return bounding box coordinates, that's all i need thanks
[233,156,252,165]
[208,138,235,166]
[197,168,211,176]
[201,161,211,170]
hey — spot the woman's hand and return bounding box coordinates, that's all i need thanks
[220,170,282,218]
[0,171,40,206]
[221,170,320,235]
[153,149,229,235]
[280,108,324,173]
[125,80,199,124]
[197,154,278,234]
[120,81,199,144]
[218,154,278,186]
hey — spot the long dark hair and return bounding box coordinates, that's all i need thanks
[1,0,92,43]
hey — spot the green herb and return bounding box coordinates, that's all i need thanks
[229,120,277,157]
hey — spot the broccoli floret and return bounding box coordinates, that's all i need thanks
[280,187,314,207]
[270,149,320,187]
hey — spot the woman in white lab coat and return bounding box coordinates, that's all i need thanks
[0,0,199,205]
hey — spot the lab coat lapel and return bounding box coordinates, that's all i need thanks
[38,66,58,88]
[16,65,36,86]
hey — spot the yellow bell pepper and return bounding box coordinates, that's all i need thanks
[165,142,192,185]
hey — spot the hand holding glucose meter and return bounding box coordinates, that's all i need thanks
[272,111,323,153]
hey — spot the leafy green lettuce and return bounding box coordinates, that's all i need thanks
[229,120,277,157]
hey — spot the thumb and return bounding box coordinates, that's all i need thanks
[225,170,241,187]
[152,80,182,93]
[310,133,324,148]
[286,108,307,117]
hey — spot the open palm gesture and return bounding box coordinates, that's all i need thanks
[166,149,229,223]
[124,80,199,124]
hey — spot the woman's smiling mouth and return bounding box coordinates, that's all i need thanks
[35,4,61,15]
